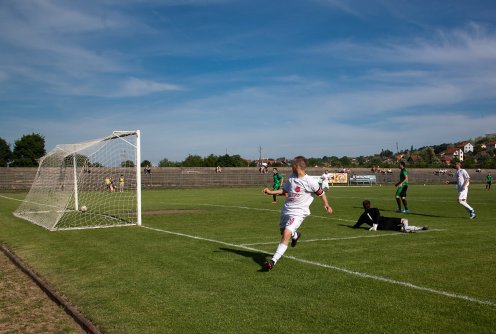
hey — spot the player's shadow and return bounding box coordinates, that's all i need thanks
[338,224,368,230]
[218,247,269,271]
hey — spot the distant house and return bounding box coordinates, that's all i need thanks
[457,142,474,153]
[441,147,464,163]
[486,141,496,150]
[407,155,420,164]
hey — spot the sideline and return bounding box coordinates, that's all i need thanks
[141,225,496,308]
[0,244,101,334]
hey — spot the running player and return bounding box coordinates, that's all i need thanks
[455,162,476,219]
[262,156,333,271]
[321,169,331,192]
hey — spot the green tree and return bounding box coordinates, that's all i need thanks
[121,160,135,167]
[339,156,352,167]
[419,147,439,166]
[216,154,247,167]
[141,160,152,167]
[204,154,219,167]
[0,138,12,167]
[182,155,204,167]
[158,158,178,167]
[380,149,394,158]
[11,133,45,167]
[462,155,476,169]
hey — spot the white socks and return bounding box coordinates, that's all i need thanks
[459,200,474,213]
[272,243,288,264]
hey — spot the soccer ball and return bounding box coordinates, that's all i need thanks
[81,205,87,212]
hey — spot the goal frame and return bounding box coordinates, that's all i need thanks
[14,130,142,230]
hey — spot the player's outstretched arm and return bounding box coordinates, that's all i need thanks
[263,187,284,195]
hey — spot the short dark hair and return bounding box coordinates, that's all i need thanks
[292,156,307,170]
[362,200,371,209]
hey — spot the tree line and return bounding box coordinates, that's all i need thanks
[0,133,46,167]
[1,133,495,168]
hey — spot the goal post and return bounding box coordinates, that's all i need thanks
[14,130,142,231]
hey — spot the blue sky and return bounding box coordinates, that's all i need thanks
[1,0,496,164]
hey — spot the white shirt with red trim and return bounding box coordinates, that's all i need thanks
[282,173,323,217]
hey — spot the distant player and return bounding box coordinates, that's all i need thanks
[353,200,428,232]
[270,168,283,204]
[262,156,333,271]
[119,175,124,192]
[395,161,409,213]
[321,169,331,192]
[486,173,492,191]
[454,162,476,219]
[105,176,113,192]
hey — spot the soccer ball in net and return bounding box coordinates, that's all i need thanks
[81,205,87,212]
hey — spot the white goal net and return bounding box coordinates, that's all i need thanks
[14,130,142,231]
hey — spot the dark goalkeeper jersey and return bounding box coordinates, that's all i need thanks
[353,208,403,231]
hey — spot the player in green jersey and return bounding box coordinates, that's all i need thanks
[271,168,284,203]
[486,173,492,190]
[395,161,409,213]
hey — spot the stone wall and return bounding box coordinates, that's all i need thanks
[0,167,493,190]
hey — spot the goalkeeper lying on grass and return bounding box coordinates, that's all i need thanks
[353,200,428,233]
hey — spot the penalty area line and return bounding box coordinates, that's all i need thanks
[141,225,495,308]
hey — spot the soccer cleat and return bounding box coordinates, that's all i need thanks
[395,209,402,213]
[262,260,274,271]
[422,226,429,230]
[470,211,476,219]
[271,201,277,204]
[402,209,410,213]
[291,232,301,247]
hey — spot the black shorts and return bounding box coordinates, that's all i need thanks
[379,217,403,231]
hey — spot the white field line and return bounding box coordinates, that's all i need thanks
[241,229,446,246]
[141,225,495,308]
[0,194,60,209]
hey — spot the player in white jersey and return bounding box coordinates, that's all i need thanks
[262,156,333,271]
[321,169,331,191]
[454,162,476,219]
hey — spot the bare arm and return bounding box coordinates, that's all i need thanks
[263,187,284,195]
[319,192,333,214]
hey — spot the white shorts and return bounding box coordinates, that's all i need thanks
[458,188,468,201]
[279,214,305,233]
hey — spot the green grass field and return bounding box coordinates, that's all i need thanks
[1,185,495,333]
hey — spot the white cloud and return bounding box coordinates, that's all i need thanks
[115,77,183,97]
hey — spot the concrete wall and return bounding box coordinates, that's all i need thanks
[0,167,493,191]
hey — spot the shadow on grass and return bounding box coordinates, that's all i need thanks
[218,247,271,272]
[338,223,368,230]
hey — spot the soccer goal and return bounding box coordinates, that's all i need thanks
[14,130,142,231]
